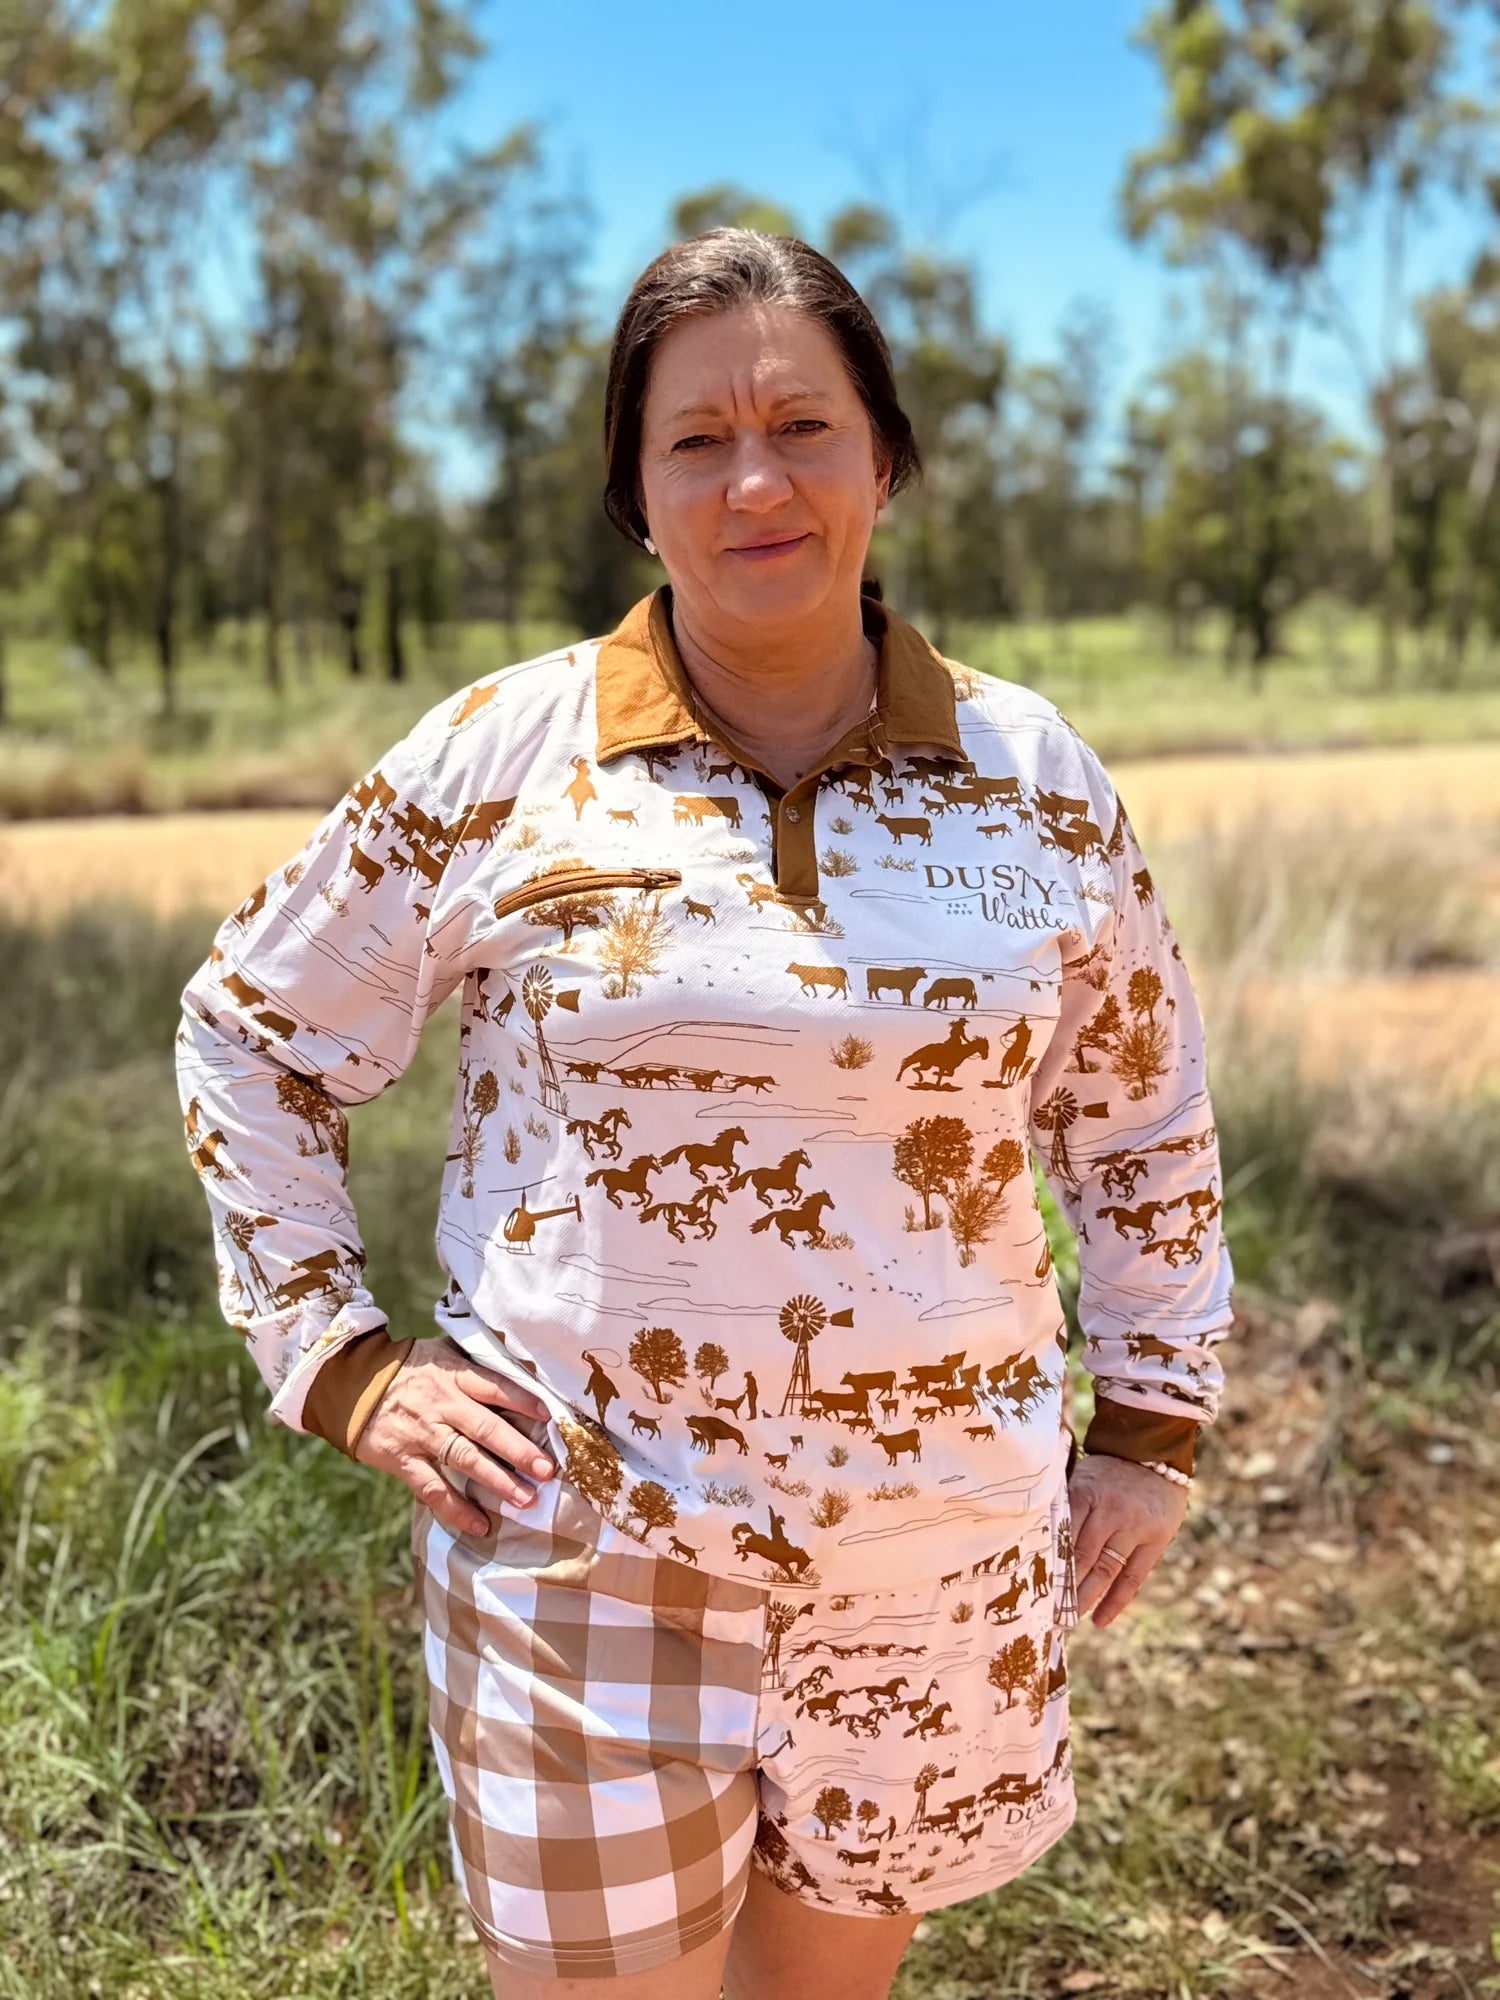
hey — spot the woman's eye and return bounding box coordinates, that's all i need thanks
[786,419,828,435]
[672,434,717,452]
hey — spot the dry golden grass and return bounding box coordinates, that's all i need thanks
[1117,740,1500,845]
[0,808,319,921]
[6,742,1497,920]
[6,744,1500,1090]
[1202,971,1500,1095]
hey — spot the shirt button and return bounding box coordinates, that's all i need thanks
[785,807,801,823]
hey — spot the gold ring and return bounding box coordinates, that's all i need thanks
[1100,1544,1127,1565]
[437,1432,461,1473]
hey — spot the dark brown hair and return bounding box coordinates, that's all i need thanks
[602,228,921,549]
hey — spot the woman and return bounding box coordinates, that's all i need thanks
[176,229,1233,1998]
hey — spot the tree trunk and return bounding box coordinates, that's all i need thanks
[1374,190,1406,690]
[1443,403,1500,687]
[384,555,405,681]
[334,571,363,677]
[295,609,314,687]
[155,460,179,717]
[261,468,283,695]
[90,509,114,676]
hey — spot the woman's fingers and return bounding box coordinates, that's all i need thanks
[454,1399,554,1485]
[449,1363,550,1423]
[438,1429,544,1512]
[1078,1541,1127,1611]
[1089,1547,1149,1628]
[352,1342,558,1527]
[410,1462,492,1539]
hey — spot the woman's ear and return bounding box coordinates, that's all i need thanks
[874,450,893,518]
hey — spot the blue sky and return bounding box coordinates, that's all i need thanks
[430,1,1492,489]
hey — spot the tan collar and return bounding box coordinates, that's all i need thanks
[593,586,965,763]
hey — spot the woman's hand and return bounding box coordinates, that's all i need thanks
[1066,1452,1189,1628]
[354,1336,556,1537]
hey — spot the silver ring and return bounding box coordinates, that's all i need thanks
[1100,1544,1127,1565]
[437,1431,461,1473]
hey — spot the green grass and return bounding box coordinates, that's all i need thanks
[2,906,1497,1995]
[4,598,1500,817]
[956,599,1500,760]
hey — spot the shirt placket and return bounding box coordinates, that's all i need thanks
[691,709,890,909]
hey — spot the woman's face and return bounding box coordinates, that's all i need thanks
[637,302,891,635]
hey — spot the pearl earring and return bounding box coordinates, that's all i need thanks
[643,537,657,557]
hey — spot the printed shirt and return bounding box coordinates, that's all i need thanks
[175,587,1234,1593]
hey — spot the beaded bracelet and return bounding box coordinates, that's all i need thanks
[1139,1457,1193,1490]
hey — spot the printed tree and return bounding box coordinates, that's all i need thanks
[1127,966,1164,1021]
[599,890,673,999]
[1071,992,1122,1072]
[1025,1649,1051,1727]
[694,1342,730,1393]
[276,1074,350,1168]
[981,1136,1026,1196]
[520,860,619,949]
[856,1800,881,1841]
[945,1177,1009,1267]
[1112,1017,1171,1100]
[629,1325,688,1403]
[987,1632,1040,1710]
[557,1415,623,1519]
[892,1116,973,1230]
[951,1600,975,1624]
[623,1480,677,1540]
[811,1786,852,1841]
[503,1124,522,1163]
[457,1068,500,1198]
[810,1488,851,1527]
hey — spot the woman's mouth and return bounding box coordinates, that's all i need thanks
[725,533,811,561]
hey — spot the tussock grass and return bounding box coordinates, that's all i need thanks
[1155,814,1500,978]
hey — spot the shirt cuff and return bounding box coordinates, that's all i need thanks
[300,1329,416,1458]
[1083,1394,1200,1475]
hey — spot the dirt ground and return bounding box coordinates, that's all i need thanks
[1063,1294,1500,2000]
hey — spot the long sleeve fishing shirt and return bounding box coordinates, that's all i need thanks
[175,587,1233,1592]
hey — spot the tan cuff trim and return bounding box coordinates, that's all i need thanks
[1083,1395,1200,1475]
[301,1330,416,1458]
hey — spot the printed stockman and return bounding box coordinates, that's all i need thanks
[175,586,1234,1596]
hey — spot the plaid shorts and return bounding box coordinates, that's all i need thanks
[411,1453,1080,1981]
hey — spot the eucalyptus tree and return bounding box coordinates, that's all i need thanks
[1400,273,1500,677]
[1122,0,1491,676]
[827,203,1009,644]
[1008,299,1120,629]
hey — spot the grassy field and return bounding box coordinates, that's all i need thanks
[4,613,1499,1995]
[4,600,1500,819]
[3,771,1499,1995]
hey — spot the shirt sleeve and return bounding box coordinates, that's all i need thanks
[1027,767,1234,1476]
[173,719,473,1454]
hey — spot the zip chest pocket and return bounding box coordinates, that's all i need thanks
[490,866,682,923]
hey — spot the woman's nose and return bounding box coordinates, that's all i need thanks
[725,433,793,510]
